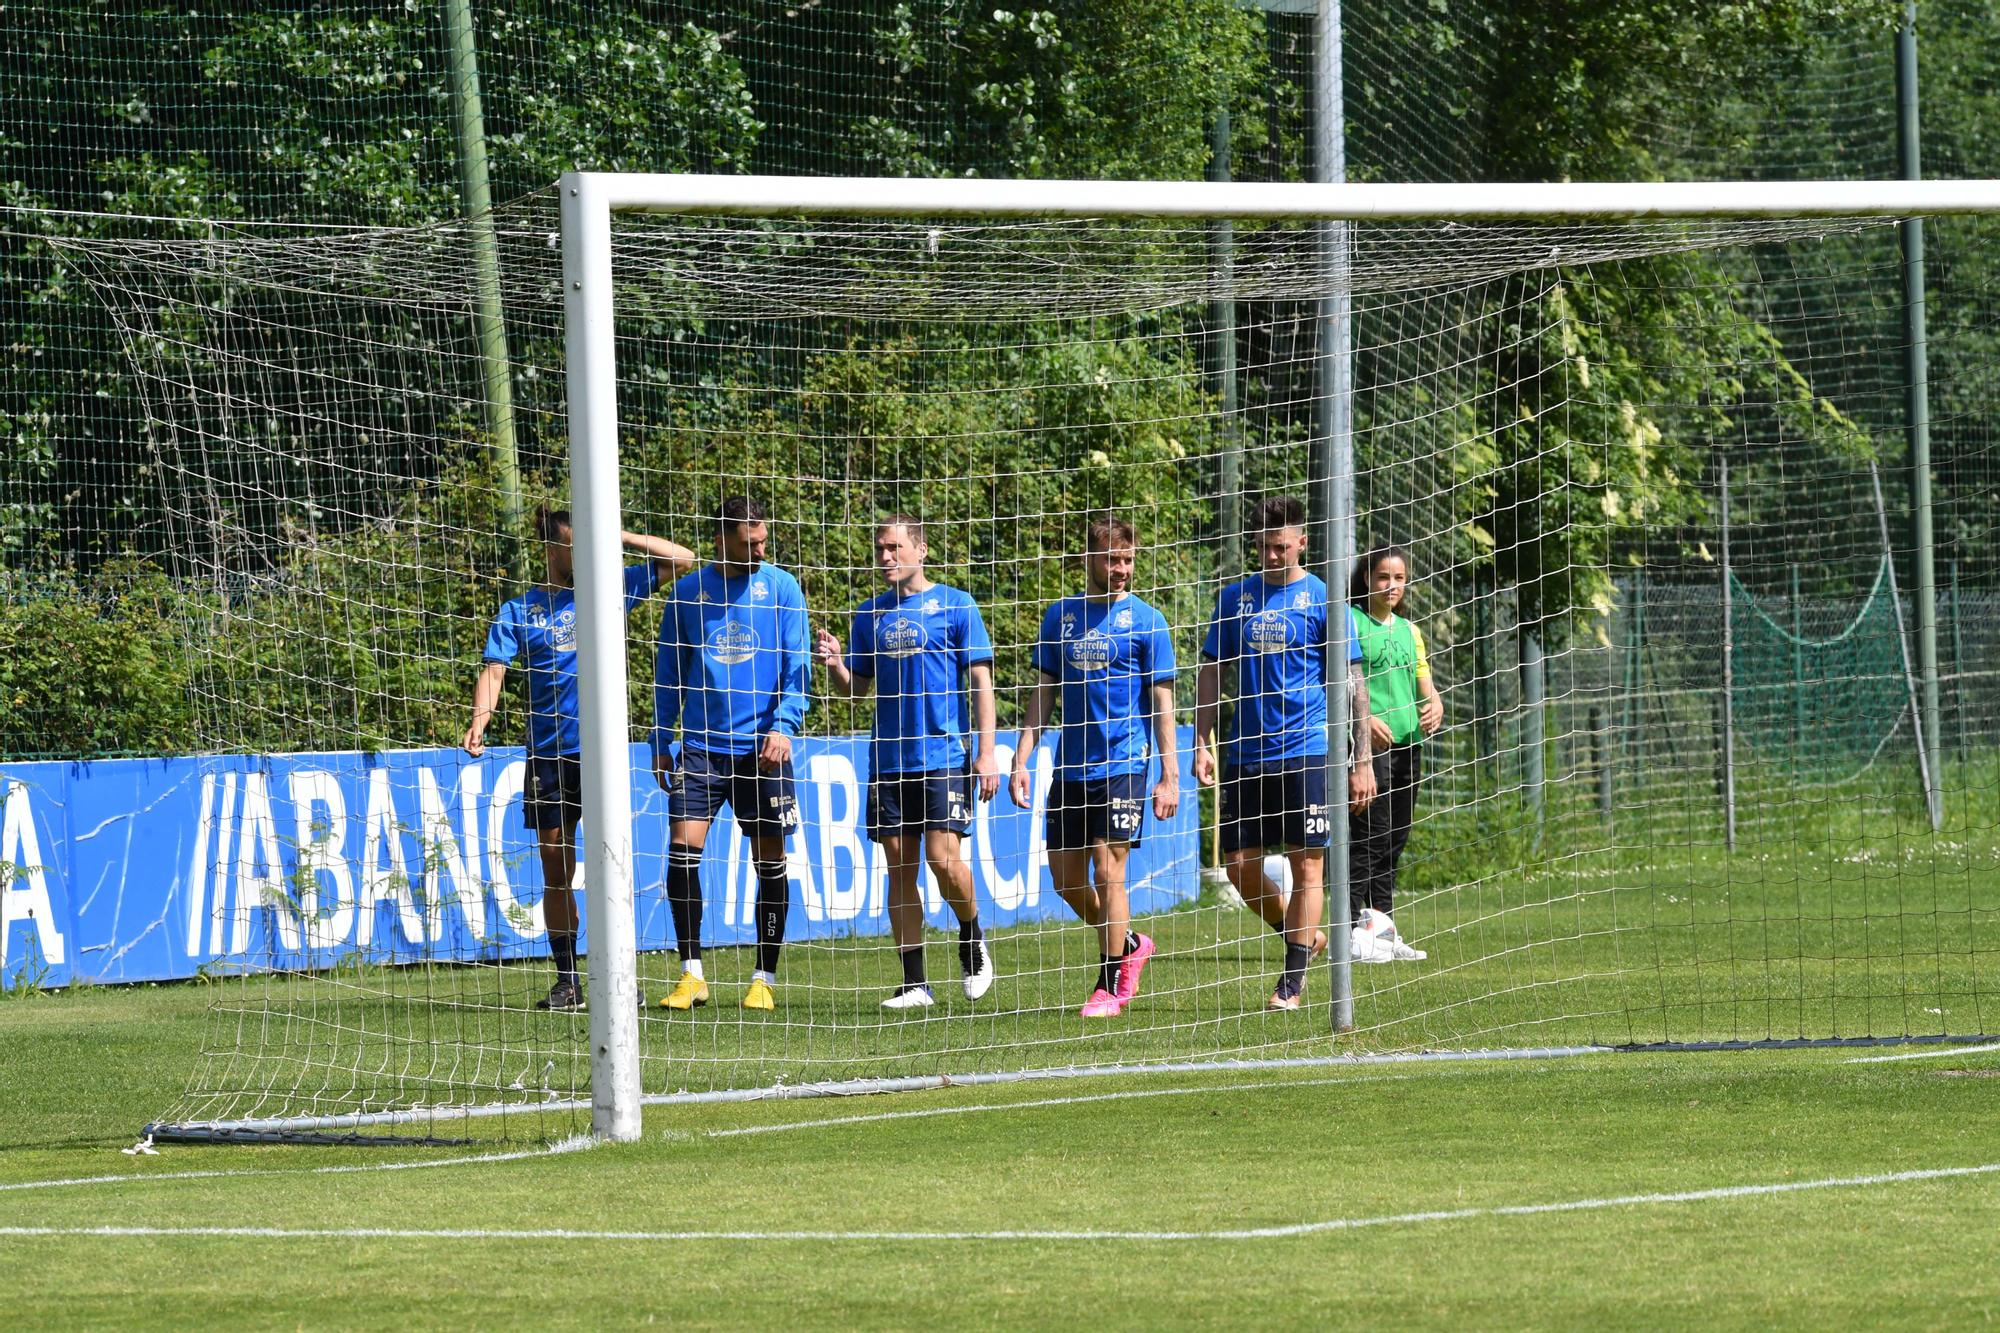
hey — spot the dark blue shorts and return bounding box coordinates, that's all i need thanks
[522,753,584,832]
[1045,773,1148,851]
[867,768,973,842]
[666,746,799,840]
[1220,760,1330,853]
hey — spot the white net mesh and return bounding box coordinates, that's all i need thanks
[59,195,2000,1141]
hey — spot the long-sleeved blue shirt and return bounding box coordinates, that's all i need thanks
[653,562,812,758]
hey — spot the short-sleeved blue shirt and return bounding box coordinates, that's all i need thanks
[1200,572,1363,765]
[846,583,994,775]
[483,563,661,756]
[653,562,813,758]
[1032,593,1177,781]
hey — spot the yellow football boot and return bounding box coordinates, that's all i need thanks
[742,977,776,1011]
[658,974,709,1010]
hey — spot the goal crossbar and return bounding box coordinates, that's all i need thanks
[566,171,2000,219]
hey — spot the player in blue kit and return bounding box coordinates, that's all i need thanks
[1010,515,1180,1018]
[652,496,813,1013]
[464,506,696,1012]
[818,516,999,1009]
[1192,495,1377,1011]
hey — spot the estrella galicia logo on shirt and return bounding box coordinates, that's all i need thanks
[1246,609,1298,654]
[550,607,577,653]
[1065,629,1114,673]
[707,618,759,665]
[878,613,928,659]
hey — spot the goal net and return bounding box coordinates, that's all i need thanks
[61,184,1999,1143]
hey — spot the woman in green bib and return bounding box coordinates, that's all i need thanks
[1348,547,1444,960]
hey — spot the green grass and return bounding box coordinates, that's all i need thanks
[95,802,2000,1143]
[4,981,2000,1328]
[2,788,1996,1325]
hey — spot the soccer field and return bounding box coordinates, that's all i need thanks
[6,931,2000,1326]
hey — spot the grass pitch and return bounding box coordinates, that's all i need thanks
[4,782,1998,1327]
[4,980,2000,1329]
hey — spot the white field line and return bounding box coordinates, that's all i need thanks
[1846,1042,2000,1064]
[4,1164,1995,1243]
[0,1141,589,1195]
[1,1071,1430,1195]
[702,1071,1423,1138]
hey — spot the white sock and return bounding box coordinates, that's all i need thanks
[752,969,775,985]
[684,959,705,981]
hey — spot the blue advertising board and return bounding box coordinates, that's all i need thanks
[0,731,1201,989]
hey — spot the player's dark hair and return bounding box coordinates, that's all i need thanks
[876,513,926,546]
[1085,513,1136,552]
[534,505,573,543]
[1247,495,1307,534]
[716,494,767,535]
[1351,545,1414,609]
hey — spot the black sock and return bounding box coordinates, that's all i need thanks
[957,915,985,973]
[900,945,927,990]
[1097,954,1119,996]
[666,843,704,964]
[755,861,790,976]
[1281,942,1312,993]
[550,930,579,988]
[1122,931,1140,958]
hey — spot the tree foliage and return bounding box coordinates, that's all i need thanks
[0,0,1985,757]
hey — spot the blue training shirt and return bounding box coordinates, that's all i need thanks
[654,562,812,759]
[1032,593,1177,781]
[483,563,662,757]
[1200,571,1363,766]
[846,583,994,775]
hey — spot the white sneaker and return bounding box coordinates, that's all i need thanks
[962,941,996,1000]
[881,985,935,1011]
[1388,938,1428,961]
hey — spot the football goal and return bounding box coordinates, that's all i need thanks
[59,173,2000,1144]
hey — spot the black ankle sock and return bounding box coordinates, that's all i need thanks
[900,945,927,989]
[1281,942,1312,992]
[957,916,984,973]
[550,931,579,988]
[1121,931,1140,958]
[1097,954,1119,995]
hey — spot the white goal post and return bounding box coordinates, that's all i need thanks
[558,170,2000,1142]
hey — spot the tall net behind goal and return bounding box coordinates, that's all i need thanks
[63,195,2000,1143]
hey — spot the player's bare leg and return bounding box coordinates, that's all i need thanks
[1284,847,1325,948]
[534,822,583,1010]
[880,831,934,1008]
[1091,842,1133,964]
[1269,846,1325,1010]
[926,828,992,999]
[1048,848,1103,930]
[1226,843,1328,960]
[1225,844,1282,929]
